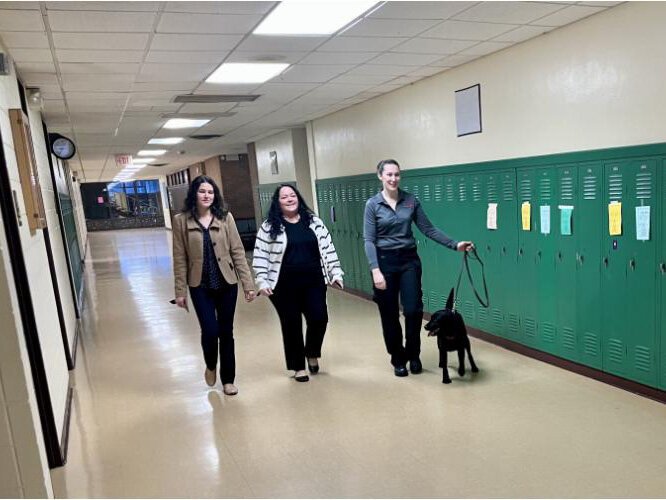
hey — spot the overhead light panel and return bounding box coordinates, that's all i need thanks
[206,63,289,84]
[164,118,210,129]
[148,137,185,145]
[253,1,377,35]
[137,149,166,156]
[132,158,156,164]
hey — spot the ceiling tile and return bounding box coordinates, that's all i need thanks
[0,10,45,31]
[0,2,40,9]
[430,53,477,67]
[57,50,145,63]
[156,13,262,34]
[18,73,59,86]
[318,36,408,53]
[530,5,607,27]
[146,50,228,64]
[492,25,554,43]
[165,2,276,14]
[62,74,134,91]
[235,35,327,53]
[140,62,215,78]
[16,61,57,73]
[197,82,261,93]
[459,41,513,57]
[452,2,565,24]
[45,2,158,11]
[273,64,354,84]
[252,83,319,101]
[8,48,53,62]
[345,65,414,77]
[0,32,49,48]
[53,32,150,50]
[369,1,476,20]
[392,38,477,54]
[132,82,198,92]
[341,18,440,38]
[408,66,447,78]
[226,51,307,64]
[421,20,518,40]
[299,51,379,65]
[59,62,141,74]
[368,52,445,66]
[178,102,237,114]
[577,1,621,6]
[47,10,157,32]
[330,74,395,85]
[150,34,243,51]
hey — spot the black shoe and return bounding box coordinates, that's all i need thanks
[295,370,310,382]
[307,359,319,374]
[409,359,422,374]
[394,365,409,377]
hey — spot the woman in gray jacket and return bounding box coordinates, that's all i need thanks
[253,184,343,382]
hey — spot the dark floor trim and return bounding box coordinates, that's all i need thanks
[339,287,666,404]
[70,320,80,369]
[59,387,73,466]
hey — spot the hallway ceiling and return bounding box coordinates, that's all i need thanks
[0,1,620,182]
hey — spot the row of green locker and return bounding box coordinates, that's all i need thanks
[313,155,666,391]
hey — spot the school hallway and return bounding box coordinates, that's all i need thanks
[47,227,666,498]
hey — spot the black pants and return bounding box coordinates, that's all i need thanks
[269,270,328,371]
[372,248,424,367]
[189,284,238,384]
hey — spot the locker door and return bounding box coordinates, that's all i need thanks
[430,176,446,312]
[479,172,501,336]
[466,172,485,329]
[500,171,520,340]
[554,165,578,361]
[576,163,603,369]
[660,160,666,390]
[517,169,539,347]
[534,167,558,354]
[352,181,364,294]
[434,174,457,312]
[454,174,476,323]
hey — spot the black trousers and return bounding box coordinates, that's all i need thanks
[372,248,424,367]
[189,284,238,384]
[269,270,328,371]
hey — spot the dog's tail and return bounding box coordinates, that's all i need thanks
[446,287,455,310]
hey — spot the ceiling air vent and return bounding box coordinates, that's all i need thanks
[189,134,223,140]
[174,94,260,103]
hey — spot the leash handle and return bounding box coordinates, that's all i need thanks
[454,247,490,309]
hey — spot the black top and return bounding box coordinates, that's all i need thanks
[196,218,227,289]
[281,221,323,282]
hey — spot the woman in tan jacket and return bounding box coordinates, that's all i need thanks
[173,175,255,395]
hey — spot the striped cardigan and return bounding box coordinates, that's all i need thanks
[252,215,344,291]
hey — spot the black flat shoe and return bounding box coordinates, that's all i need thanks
[394,365,409,377]
[295,374,310,382]
[307,359,319,374]
[409,358,422,374]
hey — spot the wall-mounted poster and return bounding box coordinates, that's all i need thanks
[455,84,482,137]
[269,151,279,175]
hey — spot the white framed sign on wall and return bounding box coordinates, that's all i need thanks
[455,84,482,137]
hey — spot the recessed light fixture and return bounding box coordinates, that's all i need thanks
[253,1,377,35]
[148,137,185,145]
[164,118,210,129]
[206,63,289,84]
[137,149,166,156]
[132,158,156,164]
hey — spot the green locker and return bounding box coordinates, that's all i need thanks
[429,175,448,313]
[661,161,666,389]
[575,163,603,369]
[500,171,520,340]
[517,169,539,346]
[554,165,578,361]
[602,160,658,386]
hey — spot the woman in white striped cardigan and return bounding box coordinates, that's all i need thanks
[253,184,344,382]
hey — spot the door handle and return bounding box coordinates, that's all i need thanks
[660,262,666,274]
[519,248,523,256]
[603,257,609,267]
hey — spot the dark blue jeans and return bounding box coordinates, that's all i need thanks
[372,248,424,367]
[189,284,238,384]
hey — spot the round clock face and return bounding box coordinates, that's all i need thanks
[52,136,76,160]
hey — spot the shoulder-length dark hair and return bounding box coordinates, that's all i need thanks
[266,184,314,240]
[183,175,228,219]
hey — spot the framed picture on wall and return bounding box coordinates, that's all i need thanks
[269,151,279,175]
[455,84,482,137]
[9,109,46,235]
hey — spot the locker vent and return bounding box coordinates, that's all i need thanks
[635,172,652,200]
[361,186,368,199]
[562,327,575,350]
[583,332,599,357]
[487,177,498,202]
[477,307,488,326]
[463,300,474,320]
[583,175,597,200]
[434,184,443,202]
[503,175,515,201]
[445,180,455,202]
[560,174,574,201]
[519,178,532,201]
[539,176,552,201]
[608,338,625,364]
[508,314,520,335]
[608,173,623,201]
[341,189,347,202]
[524,318,537,338]
[429,292,438,310]
[472,177,482,202]
[492,308,503,329]
[347,187,353,201]
[541,322,556,343]
[412,184,420,198]
[634,346,652,372]
[458,179,467,202]
[423,184,431,202]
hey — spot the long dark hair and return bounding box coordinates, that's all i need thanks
[183,175,228,219]
[266,184,314,240]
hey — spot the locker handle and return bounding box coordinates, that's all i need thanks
[629,259,636,271]
[579,254,584,265]
[557,251,562,261]
[486,244,491,252]
[660,263,666,274]
[518,248,524,256]
[603,257,609,267]
[502,246,507,256]
[536,250,542,258]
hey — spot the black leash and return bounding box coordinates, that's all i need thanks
[454,247,490,309]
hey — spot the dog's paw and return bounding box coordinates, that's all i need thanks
[458,368,465,377]
[471,366,479,373]
[442,378,452,384]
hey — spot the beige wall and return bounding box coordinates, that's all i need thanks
[310,2,665,179]
[0,57,54,497]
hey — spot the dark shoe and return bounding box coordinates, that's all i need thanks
[295,370,310,382]
[307,358,319,374]
[394,365,409,377]
[409,359,422,374]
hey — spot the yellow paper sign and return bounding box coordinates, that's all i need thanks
[521,201,531,231]
[608,202,622,236]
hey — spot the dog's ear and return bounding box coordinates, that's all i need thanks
[445,288,455,310]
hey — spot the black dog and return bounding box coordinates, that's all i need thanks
[424,288,479,384]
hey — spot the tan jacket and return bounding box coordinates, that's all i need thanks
[172,211,255,297]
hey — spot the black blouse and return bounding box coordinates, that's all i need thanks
[196,218,226,289]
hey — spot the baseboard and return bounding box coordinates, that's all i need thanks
[59,387,74,466]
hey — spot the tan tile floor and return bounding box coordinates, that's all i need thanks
[51,228,666,498]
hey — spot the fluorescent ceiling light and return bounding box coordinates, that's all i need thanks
[254,1,377,35]
[206,63,289,84]
[137,150,166,156]
[132,158,156,164]
[164,118,210,129]
[148,137,185,145]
